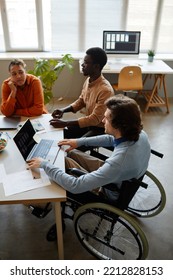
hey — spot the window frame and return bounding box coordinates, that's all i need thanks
[0,0,44,51]
[0,0,172,54]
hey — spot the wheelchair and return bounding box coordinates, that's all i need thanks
[30,148,166,260]
[61,149,166,260]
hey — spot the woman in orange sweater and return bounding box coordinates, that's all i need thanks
[1,59,47,117]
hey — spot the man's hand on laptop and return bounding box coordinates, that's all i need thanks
[27,157,44,169]
[58,139,78,152]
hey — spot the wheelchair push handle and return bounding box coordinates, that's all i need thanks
[151,149,164,158]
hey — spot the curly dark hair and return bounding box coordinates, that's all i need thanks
[8,59,26,72]
[86,47,107,70]
[105,94,143,141]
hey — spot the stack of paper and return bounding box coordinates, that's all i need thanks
[0,164,51,196]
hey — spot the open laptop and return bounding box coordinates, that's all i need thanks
[0,116,21,130]
[13,119,60,164]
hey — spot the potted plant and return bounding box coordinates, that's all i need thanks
[28,54,74,104]
[148,50,155,62]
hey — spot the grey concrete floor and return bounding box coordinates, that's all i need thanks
[0,97,173,260]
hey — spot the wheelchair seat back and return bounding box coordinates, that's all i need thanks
[104,175,144,211]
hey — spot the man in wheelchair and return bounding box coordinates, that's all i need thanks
[27,94,151,242]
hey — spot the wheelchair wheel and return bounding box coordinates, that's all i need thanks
[74,203,148,260]
[128,170,166,218]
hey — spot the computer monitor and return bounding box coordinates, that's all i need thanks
[103,30,141,55]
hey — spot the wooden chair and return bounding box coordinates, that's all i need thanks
[112,65,143,95]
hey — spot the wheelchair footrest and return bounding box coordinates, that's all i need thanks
[29,204,52,219]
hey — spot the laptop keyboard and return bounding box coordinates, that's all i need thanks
[31,139,54,159]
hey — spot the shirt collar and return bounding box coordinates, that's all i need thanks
[88,75,102,87]
[113,137,127,147]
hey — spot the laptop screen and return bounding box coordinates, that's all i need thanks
[13,119,37,160]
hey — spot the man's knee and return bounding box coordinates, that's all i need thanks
[65,155,86,172]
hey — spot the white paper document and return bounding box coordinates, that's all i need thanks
[2,167,51,196]
[0,164,6,183]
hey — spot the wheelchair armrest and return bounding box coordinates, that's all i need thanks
[131,178,148,189]
[67,168,87,177]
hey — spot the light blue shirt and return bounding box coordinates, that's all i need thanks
[40,131,150,200]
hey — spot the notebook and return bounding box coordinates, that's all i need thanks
[13,119,60,164]
[0,116,21,130]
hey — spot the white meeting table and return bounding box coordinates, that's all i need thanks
[0,114,66,259]
[102,59,173,112]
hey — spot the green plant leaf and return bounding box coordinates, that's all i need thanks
[28,54,74,104]
[44,90,53,104]
[148,49,155,56]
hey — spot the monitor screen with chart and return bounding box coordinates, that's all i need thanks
[103,31,141,55]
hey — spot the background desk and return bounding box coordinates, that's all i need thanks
[103,59,173,112]
[0,114,66,259]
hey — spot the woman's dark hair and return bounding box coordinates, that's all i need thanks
[86,47,107,70]
[105,94,143,141]
[8,59,26,72]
